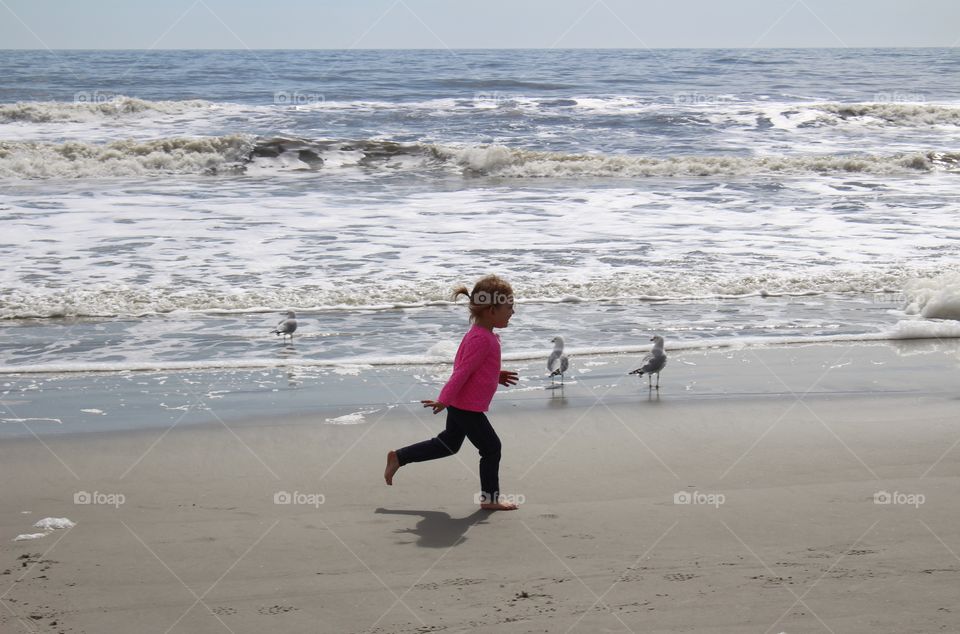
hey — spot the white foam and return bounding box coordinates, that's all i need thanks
[33,517,76,530]
[331,365,374,376]
[324,408,379,424]
[887,319,960,339]
[903,273,960,321]
[426,341,458,362]
[703,101,960,132]
[14,533,47,541]
[0,267,945,320]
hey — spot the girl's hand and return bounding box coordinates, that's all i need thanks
[421,400,447,414]
[499,370,519,387]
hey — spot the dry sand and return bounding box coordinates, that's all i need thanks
[1,341,959,633]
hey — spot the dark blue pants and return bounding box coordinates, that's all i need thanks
[396,405,501,503]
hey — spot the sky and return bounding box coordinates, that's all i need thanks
[1,0,958,50]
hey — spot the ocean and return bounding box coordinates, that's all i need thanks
[2,48,960,377]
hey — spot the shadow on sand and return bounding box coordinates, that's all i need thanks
[375,508,493,548]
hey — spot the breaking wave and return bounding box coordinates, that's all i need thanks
[1,268,950,320]
[1,134,958,180]
[0,96,214,123]
[0,135,256,178]
[811,102,960,127]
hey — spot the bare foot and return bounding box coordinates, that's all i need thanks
[481,501,519,511]
[384,450,400,485]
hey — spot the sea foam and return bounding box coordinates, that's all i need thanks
[904,273,960,321]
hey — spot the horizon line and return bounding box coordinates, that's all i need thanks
[0,45,955,52]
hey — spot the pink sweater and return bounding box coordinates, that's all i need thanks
[438,325,501,412]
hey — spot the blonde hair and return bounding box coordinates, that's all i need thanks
[452,274,514,323]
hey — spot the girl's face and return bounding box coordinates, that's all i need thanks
[489,300,514,328]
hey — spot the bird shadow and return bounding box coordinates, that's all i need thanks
[374,507,492,548]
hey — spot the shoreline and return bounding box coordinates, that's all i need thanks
[1,339,958,441]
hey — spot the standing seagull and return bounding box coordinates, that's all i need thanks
[272,311,298,340]
[629,335,667,389]
[547,336,570,387]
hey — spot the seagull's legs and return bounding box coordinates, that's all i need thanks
[654,372,660,390]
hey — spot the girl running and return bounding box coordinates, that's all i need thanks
[384,275,520,511]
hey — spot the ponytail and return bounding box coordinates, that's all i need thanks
[452,275,514,323]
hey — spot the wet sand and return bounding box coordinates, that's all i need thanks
[1,341,959,633]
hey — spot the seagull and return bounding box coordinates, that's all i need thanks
[272,311,298,339]
[629,335,667,389]
[547,336,570,387]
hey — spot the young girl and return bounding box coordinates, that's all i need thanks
[384,275,520,511]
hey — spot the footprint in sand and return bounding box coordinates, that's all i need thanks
[258,605,298,616]
[663,572,698,582]
[211,607,237,616]
[415,577,484,590]
[750,574,795,587]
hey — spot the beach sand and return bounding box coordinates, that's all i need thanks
[2,341,959,633]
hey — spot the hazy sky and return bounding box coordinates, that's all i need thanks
[1,0,958,49]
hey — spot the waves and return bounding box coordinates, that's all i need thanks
[3,95,959,126]
[440,145,957,178]
[0,97,213,123]
[812,103,960,127]
[2,95,960,179]
[0,135,256,178]
[2,268,953,320]
[1,134,957,180]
